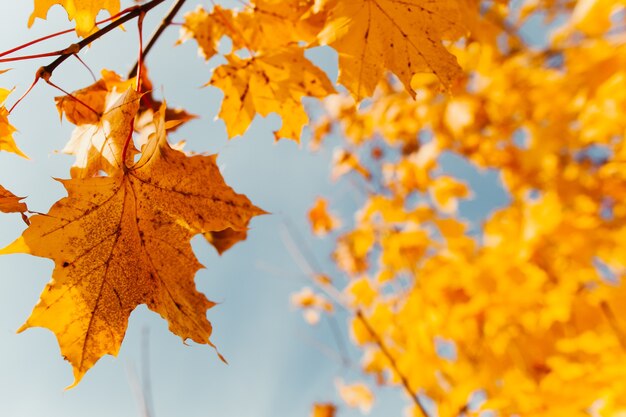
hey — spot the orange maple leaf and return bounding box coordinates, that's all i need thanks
[308,197,341,236]
[0,185,27,214]
[0,106,264,386]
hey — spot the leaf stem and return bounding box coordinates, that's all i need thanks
[128,0,188,78]
[121,118,136,172]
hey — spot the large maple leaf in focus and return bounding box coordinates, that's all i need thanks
[318,0,467,99]
[1,106,264,386]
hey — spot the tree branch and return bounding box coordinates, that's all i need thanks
[128,0,188,78]
[355,310,430,417]
[39,0,167,81]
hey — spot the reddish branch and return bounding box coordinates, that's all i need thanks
[128,0,188,78]
[39,0,167,81]
[7,0,167,114]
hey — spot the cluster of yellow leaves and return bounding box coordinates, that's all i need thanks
[307,1,626,416]
[178,0,473,141]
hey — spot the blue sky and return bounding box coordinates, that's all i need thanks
[0,2,411,417]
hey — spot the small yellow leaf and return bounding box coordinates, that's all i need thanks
[291,287,333,325]
[430,176,471,214]
[29,0,121,37]
[347,276,377,308]
[332,149,371,180]
[210,47,335,141]
[0,106,27,158]
[308,197,341,236]
[336,379,374,414]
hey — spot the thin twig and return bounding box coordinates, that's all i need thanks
[355,310,429,417]
[128,0,188,78]
[0,6,134,59]
[40,0,166,81]
[43,79,100,116]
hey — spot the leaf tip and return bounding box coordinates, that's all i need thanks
[0,236,31,255]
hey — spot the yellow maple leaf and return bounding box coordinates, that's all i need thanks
[29,0,120,37]
[318,0,467,99]
[0,106,264,386]
[430,176,471,214]
[0,107,27,158]
[210,47,335,141]
[0,88,27,158]
[57,70,195,179]
[180,2,324,58]
[224,0,326,51]
[179,5,233,61]
[334,226,375,275]
[346,276,377,308]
